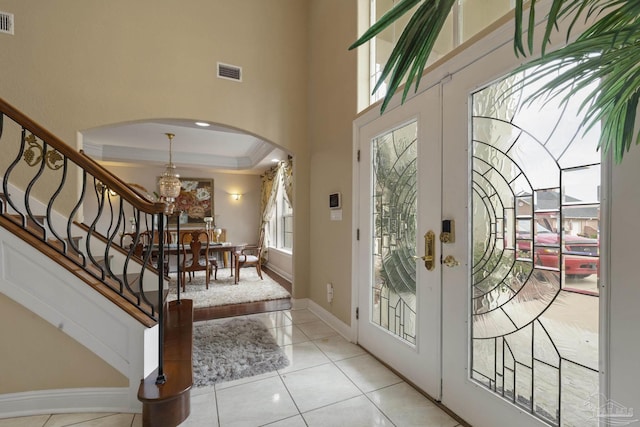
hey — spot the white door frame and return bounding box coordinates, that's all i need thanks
[351,6,612,427]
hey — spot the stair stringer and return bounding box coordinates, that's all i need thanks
[0,228,159,417]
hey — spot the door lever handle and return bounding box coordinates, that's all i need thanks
[412,231,436,271]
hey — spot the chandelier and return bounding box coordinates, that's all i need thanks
[158,132,181,214]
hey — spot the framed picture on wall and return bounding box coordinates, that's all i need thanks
[167,177,214,224]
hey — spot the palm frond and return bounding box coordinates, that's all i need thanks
[514,8,640,162]
[349,0,456,112]
[350,0,640,162]
[348,0,423,50]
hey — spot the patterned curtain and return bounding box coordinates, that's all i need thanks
[282,156,293,205]
[259,164,283,259]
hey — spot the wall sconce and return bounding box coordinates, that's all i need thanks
[232,193,241,200]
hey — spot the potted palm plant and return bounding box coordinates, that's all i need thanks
[350,0,640,163]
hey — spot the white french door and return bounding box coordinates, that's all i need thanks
[355,86,443,399]
[354,15,603,427]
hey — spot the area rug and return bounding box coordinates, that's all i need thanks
[166,268,290,308]
[192,318,289,386]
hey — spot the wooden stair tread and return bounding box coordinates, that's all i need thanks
[7,213,46,237]
[138,299,193,427]
[48,236,83,257]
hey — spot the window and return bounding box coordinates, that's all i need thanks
[367,0,514,105]
[268,174,293,251]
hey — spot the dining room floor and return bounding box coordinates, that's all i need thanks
[0,308,465,427]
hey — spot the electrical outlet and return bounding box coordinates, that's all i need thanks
[326,283,334,303]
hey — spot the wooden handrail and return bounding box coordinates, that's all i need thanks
[0,97,165,214]
[1,95,177,391]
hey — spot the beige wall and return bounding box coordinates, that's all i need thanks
[0,294,127,393]
[0,0,359,397]
[98,164,262,246]
[0,0,312,294]
[0,0,316,393]
[307,0,358,323]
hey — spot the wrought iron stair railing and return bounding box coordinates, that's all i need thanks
[0,96,171,384]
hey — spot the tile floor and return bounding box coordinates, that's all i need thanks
[0,308,463,427]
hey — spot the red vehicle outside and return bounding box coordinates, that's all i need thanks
[516,221,599,279]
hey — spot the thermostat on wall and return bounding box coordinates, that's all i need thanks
[329,192,342,209]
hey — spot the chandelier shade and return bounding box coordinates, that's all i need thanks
[158,132,181,214]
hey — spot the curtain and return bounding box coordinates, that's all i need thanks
[282,156,293,205]
[259,164,282,260]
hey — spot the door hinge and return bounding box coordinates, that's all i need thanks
[357,149,360,162]
[356,307,359,319]
[356,228,360,240]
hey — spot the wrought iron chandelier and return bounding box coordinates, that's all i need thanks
[157,132,181,214]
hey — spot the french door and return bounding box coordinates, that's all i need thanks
[355,86,443,399]
[354,20,602,427]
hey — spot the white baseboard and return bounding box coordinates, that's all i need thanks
[264,263,292,283]
[303,298,353,342]
[290,298,308,310]
[0,387,140,419]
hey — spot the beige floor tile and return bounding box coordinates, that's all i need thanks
[65,414,135,427]
[368,382,458,427]
[0,415,49,427]
[179,392,218,427]
[44,414,117,427]
[313,334,366,361]
[245,311,292,329]
[269,324,310,346]
[216,375,298,427]
[280,363,362,413]
[278,341,331,374]
[2,310,467,427]
[261,415,307,427]
[335,353,402,393]
[295,320,338,340]
[283,309,320,325]
[302,395,394,427]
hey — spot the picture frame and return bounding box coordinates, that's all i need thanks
[167,177,214,224]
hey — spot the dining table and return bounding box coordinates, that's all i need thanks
[150,242,244,276]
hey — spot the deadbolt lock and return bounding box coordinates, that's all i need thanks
[440,219,455,243]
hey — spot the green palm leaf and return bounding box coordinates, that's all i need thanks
[351,0,640,162]
[349,0,456,112]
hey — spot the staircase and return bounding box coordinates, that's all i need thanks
[0,97,192,426]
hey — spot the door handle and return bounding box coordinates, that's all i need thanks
[442,255,460,267]
[413,231,436,271]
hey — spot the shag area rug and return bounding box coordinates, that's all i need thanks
[166,268,290,308]
[192,318,289,386]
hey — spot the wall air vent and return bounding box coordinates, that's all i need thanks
[0,12,14,35]
[217,62,242,82]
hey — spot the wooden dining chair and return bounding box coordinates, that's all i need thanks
[150,230,172,275]
[234,244,263,284]
[181,230,214,290]
[120,232,145,257]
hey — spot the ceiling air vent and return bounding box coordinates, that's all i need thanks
[0,11,14,35]
[217,62,242,82]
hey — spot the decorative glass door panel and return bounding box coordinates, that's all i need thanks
[356,86,442,398]
[471,71,600,426]
[371,121,418,344]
